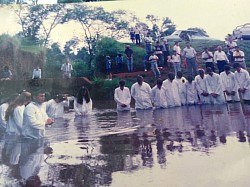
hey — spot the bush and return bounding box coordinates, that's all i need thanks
[72,60,93,79]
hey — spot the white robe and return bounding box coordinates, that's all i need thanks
[0,102,8,130]
[175,77,187,105]
[194,75,210,104]
[162,79,181,107]
[182,82,199,105]
[220,71,240,102]
[74,97,92,115]
[151,86,168,109]
[114,87,131,111]
[22,102,48,139]
[46,99,65,118]
[6,105,25,135]
[205,73,226,104]
[131,82,152,110]
[234,69,250,100]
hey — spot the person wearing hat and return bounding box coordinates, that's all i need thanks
[202,47,215,72]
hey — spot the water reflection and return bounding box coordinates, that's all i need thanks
[0,103,250,186]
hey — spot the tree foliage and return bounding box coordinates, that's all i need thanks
[187,27,209,37]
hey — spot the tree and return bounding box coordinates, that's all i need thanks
[13,4,66,46]
[187,27,209,37]
[62,4,129,66]
[146,14,176,40]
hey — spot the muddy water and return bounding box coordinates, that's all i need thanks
[0,102,250,187]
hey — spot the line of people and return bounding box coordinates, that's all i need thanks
[114,63,250,111]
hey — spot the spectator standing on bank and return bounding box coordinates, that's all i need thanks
[134,26,141,45]
[171,50,181,76]
[182,42,197,76]
[173,41,182,56]
[149,51,161,78]
[129,28,135,44]
[202,47,215,72]
[214,46,229,74]
[154,41,164,67]
[105,56,112,80]
[144,32,153,54]
[124,45,133,72]
[32,65,42,79]
[233,46,246,69]
[162,39,170,67]
[1,66,13,80]
[61,58,73,79]
[226,37,237,63]
[115,54,123,73]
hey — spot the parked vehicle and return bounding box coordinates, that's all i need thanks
[161,30,217,42]
[232,23,250,40]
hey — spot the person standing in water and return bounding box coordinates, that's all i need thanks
[74,87,93,116]
[114,79,131,111]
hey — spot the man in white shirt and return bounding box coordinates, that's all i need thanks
[144,32,153,54]
[233,46,246,69]
[151,79,168,109]
[213,46,229,74]
[131,75,152,110]
[205,67,225,105]
[173,41,181,56]
[32,66,42,79]
[149,51,161,78]
[226,37,237,63]
[171,50,181,76]
[233,63,250,103]
[22,90,54,139]
[220,65,240,102]
[114,80,131,111]
[61,58,73,78]
[134,26,141,45]
[182,42,197,76]
[202,47,215,72]
[194,69,210,104]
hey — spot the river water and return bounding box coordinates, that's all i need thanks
[0,102,250,187]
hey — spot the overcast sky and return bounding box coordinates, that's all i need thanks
[0,0,250,45]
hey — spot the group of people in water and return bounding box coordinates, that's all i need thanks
[115,62,250,110]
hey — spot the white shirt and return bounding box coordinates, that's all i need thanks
[61,63,73,77]
[234,69,250,100]
[32,68,41,79]
[151,86,168,109]
[144,36,153,44]
[0,102,8,129]
[173,45,181,55]
[46,99,65,118]
[227,41,237,52]
[175,77,187,105]
[194,75,210,104]
[114,87,131,111]
[171,54,181,63]
[74,97,92,116]
[162,79,181,107]
[214,51,229,63]
[149,55,158,63]
[202,51,213,63]
[131,82,152,110]
[182,81,199,105]
[22,102,48,139]
[233,50,245,62]
[6,105,25,135]
[183,47,196,59]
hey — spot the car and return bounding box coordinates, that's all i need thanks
[232,23,250,40]
[161,30,217,42]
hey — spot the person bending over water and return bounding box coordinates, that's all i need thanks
[74,87,92,116]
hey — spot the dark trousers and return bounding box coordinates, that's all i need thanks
[217,60,227,74]
[135,34,140,45]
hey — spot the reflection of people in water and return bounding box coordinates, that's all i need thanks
[19,138,52,186]
[141,134,153,167]
[155,129,166,165]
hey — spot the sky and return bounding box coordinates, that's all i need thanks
[0,0,250,46]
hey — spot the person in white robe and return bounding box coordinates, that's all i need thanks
[233,62,250,102]
[220,65,240,102]
[131,75,152,110]
[5,92,31,136]
[46,94,66,118]
[22,91,54,139]
[114,79,131,111]
[151,79,168,109]
[163,73,181,107]
[175,71,187,105]
[205,67,226,105]
[182,76,199,105]
[74,87,93,116]
[194,69,210,104]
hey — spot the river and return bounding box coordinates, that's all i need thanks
[0,102,250,187]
